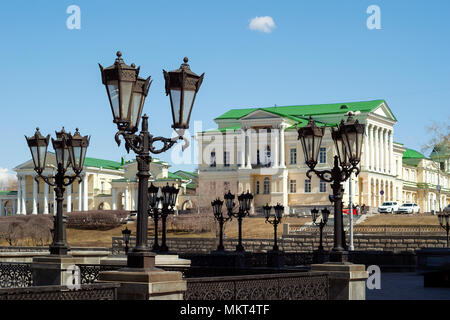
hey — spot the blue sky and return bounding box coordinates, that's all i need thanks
[0,0,449,175]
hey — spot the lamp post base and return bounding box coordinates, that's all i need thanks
[49,244,71,256]
[127,251,156,270]
[329,250,349,263]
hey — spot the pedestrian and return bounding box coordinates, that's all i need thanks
[361,204,366,215]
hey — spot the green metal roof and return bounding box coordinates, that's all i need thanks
[403,149,426,159]
[174,170,198,178]
[215,99,389,121]
[84,157,123,171]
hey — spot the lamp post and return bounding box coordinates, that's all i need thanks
[99,52,203,268]
[211,198,230,251]
[225,191,253,252]
[159,183,179,253]
[122,227,131,254]
[438,213,450,247]
[263,203,283,252]
[25,127,90,255]
[297,111,365,263]
[148,183,161,252]
[311,207,330,251]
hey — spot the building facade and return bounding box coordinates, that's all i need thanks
[0,154,198,216]
[196,99,450,214]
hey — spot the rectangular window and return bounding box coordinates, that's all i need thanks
[290,148,297,165]
[304,179,311,193]
[319,147,326,164]
[319,180,327,193]
[224,151,230,167]
[289,180,297,193]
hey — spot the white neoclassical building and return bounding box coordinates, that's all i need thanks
[195,99,450,214]
[0,153,197,216]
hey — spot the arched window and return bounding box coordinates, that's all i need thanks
[256,181,260,194]
[263,177,270,194]
[210,149,216,167]
[265,145,271,163]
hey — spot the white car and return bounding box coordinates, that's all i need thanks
[397,203,420,214]
[378,202,399,214]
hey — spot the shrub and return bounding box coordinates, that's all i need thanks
[66,210,129,230]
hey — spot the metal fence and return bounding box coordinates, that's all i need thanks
[284,223,444,236]
[185,272,329,300]
[77,264,123,284]
[0,283,119,300]
[0,262,33,288]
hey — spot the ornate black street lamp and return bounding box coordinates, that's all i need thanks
[225,191,253,252]
[148,183,161,252]
[100,52,203,268]
[311,207,330,252]
[438,213,450,247]
[159,183,179,253]
[263,203,284,251]
[297,111,365,263]
[25,127,90,255]
[122,227,132,254]
[211,198,230,251]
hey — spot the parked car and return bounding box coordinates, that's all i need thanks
[377,202,399,214]
[443,204,450,213]
[397,203,420,214]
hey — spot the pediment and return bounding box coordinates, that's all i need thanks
[14,153,57,171]
[240,109,283,120]
[371,102,396,121]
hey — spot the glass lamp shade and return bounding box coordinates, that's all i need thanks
[67,128,90,173]
[148,183,160,208]
[340,115,365,166]
[321,208,330,224]
[122,227,131,243]
[169,185,179,207]
[297,117,325,168]
[263,204,272,219]
[163,57,204,129]
[224,190,235,213]
[99,51,151,132]
[239,191,253,212]
[274,203,284,219]
[331,126,350,168]
[211,199,224,218]
[311,207,319,223]
[161,183,172,207]
[25,128,50,173]
[52,127,71,171]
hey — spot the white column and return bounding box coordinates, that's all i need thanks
[374,127,379,172]
[131,186,136,211]
[66,184,72,213]
[112,189,117,210]
[380,129,385,172]
[21,176,27,215]
[124,186,130,210]
[369,125,374,171]
[78,179,83,211]
[134,186,138,210]
[32,176,38,214]
[272,128,279,168]
[43,183,49,214]
[246,129,252,169]
[279,125,286,168]
[364,125,369,170]
[367,179,371,207]
[83,174,89,211]
[389,131,393,175]
[16,176,21,215]
[240,129,246,168]
[384,130,388,173]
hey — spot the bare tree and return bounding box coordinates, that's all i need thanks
[421,118,450,212]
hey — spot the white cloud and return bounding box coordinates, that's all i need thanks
[0,168,17,191]
[249,16,276,33]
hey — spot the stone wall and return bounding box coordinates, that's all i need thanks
[112,234,449,254]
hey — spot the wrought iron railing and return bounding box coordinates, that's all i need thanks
[0,262,33,288]
[0,283,120,300]
[185,272,328,300]
[77,264,123,284]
